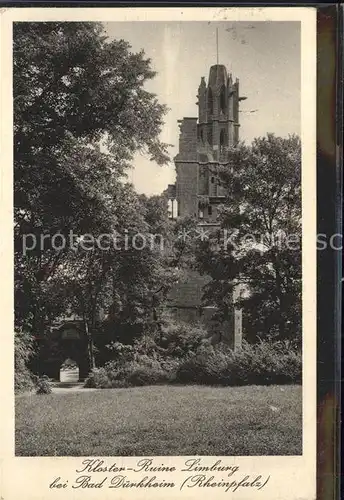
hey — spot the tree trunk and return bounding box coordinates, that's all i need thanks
[271,250,286,339]
[275,268,285,339]
[84,316,95,371]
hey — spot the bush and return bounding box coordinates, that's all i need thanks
[84,355,178,388]
[35,375,52,394]
[175,340,301,386]
[85,338,301,388]
[84,367,113,388]
[158,316,211,358]
[14,330,35,394]
[15,366,35,394]
[126,364,170,386]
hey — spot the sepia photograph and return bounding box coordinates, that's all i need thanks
[13,18,304,459]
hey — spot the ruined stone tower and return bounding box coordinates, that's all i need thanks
[172,64,246,223]
[167,64,245,349]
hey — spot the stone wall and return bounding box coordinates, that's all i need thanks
[177,117,198,160]
[166,268,237,346]
[175,117,199,218]
[167,269,210,307]
[175,161,198,218]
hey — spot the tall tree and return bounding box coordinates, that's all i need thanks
[197,134,302,342]
[13,22,171,341]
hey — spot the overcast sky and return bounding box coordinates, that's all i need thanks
[104,21,300,195]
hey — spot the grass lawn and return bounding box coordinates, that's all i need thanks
[15,385,302,456]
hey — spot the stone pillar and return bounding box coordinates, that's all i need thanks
[233,283,243,351]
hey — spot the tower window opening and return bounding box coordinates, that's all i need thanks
[220,85,226,113]
[208,206,213,216]
[207,128,213,146]
[210,176,217,196]
[198,201,204,220]
[220,129,226,151]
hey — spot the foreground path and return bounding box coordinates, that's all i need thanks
[51,382,97,393]
[52,369,96,393]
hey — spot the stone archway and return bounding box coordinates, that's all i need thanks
[37,322,91,382]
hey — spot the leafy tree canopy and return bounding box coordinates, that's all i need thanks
[197,134,302,342]
[14,22,172,343]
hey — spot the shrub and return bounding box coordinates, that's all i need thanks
[85,338,301,388]
[243,340,302,385]
[159,358,180,381]
[15,367,35,394]
[14,330,35,393]
[35,375,52,394]
[126,364,170,386]
[84,355,178,388]
[158,316,211,358]
[175,349,227,385]
[175,340,301,386]
[105,342,136,364]
[84,367,114,388]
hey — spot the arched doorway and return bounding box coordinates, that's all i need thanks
[37,322,91,382]
[59,358,79,383]
[59,323,90,381]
